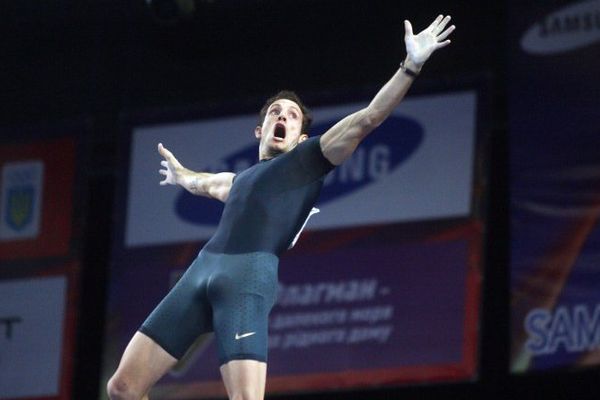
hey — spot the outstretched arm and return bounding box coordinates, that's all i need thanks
[158,143,235,202]
[320,15,455,165]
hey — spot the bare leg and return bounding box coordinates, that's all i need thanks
[220,360,267,400]
[107,331,178,400]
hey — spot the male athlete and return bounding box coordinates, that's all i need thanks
[107,15,455,400]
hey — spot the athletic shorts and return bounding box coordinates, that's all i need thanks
[139,250,279,365]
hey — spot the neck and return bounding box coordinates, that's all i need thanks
[259,145,283,161]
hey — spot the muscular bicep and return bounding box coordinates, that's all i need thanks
[204,172,236,202]
[319,108,378,166]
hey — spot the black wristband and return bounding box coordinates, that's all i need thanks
[400,61,419,78]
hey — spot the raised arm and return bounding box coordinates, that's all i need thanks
[158,143,235,202]
[320,15,455,165]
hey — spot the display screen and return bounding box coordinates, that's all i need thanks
[102,89,485,397]
[509,0,600,373]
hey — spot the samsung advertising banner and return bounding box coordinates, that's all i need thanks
[102,89,484,398]
[125,93,476,247]
[509,0,600,373]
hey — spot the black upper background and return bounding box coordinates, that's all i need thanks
[1,0,598,399]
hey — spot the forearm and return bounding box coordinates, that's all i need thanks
[177,170,215,197]
[365,56,421,128]
[321,15,453,166]
[320,57,422,165]
[178,170,235,202]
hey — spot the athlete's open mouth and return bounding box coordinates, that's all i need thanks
[274,123,286,140]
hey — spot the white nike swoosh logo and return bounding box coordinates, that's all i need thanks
[235,332,256,340]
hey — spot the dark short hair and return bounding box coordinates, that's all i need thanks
[258,90,313,135]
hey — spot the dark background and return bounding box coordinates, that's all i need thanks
[1,0,598,399]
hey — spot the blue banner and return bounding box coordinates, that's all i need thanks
[509,0,600,372]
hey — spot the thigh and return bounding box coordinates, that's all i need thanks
[211,287,272,365]
[140,256,214,359]
[208,252,278,365]
[112,331,178,395]
[220,359,267,400]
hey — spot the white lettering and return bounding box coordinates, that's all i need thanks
[282,329,347,349]
[368,145,391,180]
[278,279,379,307]
[574,304,600,351]
[546,307,575,353]
[524,304,600,355]
[271,309,348,330]
[346,325,393,344]
[349,305,394,324]
[339,148,365,183]
[324,145,392,186]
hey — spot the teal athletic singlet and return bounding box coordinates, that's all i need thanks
[140,135,335,365]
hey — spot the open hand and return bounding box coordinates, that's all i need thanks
[404,15,455,67]
[158,143,184,186]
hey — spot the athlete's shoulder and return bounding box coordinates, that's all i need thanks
[289,135,322,156]
[294,135,335,175]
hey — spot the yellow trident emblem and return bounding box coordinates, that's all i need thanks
[7,187,34,230]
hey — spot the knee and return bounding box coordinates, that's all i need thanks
[107,375,141,400]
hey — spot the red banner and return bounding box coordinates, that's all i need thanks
[0,136,75,260]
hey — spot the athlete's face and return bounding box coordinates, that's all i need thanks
[255,99,308,160]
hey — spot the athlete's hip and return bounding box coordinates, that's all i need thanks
[192,249,279,302]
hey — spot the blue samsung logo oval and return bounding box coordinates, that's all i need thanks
[175,114,423,225]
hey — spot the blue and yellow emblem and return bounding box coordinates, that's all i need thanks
[5,186,35,231]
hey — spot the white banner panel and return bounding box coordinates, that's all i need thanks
[0,276,66,398]
[125,91,476,247]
